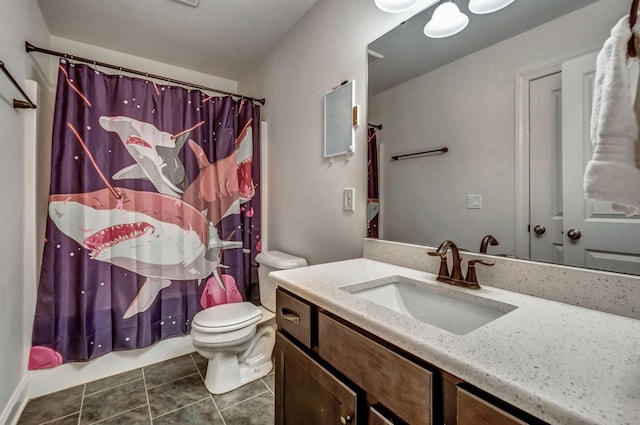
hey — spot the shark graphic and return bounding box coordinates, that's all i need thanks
[182,122,256,224]
[99,116,190,198]
[48,187,242,318]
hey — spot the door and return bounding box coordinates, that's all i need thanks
[275,332,358,425]
[529,72,564,263]
[562,52,640,273]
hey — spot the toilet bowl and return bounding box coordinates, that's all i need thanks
[191,250,307,394]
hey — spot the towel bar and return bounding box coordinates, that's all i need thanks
[0,60,37,109]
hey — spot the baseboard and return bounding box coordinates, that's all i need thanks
[0,377,28,425]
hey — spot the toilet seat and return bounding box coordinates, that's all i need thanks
[192,302,262,333]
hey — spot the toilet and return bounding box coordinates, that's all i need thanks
[191,250,307,394]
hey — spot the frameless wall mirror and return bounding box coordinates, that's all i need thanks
[324,80,355,158]
[367,0,640,276]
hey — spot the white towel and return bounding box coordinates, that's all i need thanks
[584,15,640,216]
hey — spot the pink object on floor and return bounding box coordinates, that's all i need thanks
[28,346,63,370]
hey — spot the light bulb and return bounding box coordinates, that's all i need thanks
[468,0,515,15]
[374,0,421,13]
[424,2,469,38]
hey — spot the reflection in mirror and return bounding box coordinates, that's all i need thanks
[324,80,354,158]
[367,0,640,275]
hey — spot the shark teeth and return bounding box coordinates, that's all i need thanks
[84,222,154,258]
[125,136,152,148]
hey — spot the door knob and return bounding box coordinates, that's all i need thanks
[533,225,546,235]
[567,228,582,240]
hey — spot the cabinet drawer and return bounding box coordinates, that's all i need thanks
[318,313,433,425]
[276,289,312,348]
[457,387,529,425]
[370,406,397,425]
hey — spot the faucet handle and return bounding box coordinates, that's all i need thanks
[464,259,495,289]
[468,259,495,267]
[427,251,449,278]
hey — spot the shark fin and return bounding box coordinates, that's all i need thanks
[188,139,211,169]
[123,278,172,319]
[113,164,150,181]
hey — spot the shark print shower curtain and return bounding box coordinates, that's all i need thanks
[367,127,379,238]
[29,60,261,369]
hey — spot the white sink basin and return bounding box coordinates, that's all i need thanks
[341,276,517,335]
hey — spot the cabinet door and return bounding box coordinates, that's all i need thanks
[457,387,531,425]
[275,331,357,425]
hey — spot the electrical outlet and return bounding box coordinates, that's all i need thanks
[344,188,355,211]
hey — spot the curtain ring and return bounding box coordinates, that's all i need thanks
[93,60,99,74]
[144,72,149,83]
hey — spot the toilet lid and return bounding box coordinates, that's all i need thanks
[192,302,262,332]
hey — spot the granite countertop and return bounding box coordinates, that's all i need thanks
[269,258,640,425]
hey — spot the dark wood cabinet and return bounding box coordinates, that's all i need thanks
[318,312,433,425]
[275,331,358,425]
[370,406,398,425]
[456,386,546,425]
[275,288,547,425]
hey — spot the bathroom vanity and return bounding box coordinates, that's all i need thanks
[269,254,640,425]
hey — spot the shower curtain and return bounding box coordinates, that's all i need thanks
[368,127,379,238]
[29,60,261,369]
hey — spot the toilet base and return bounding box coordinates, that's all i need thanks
[201,325,275,394]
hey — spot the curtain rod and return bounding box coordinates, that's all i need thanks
[25,41,266,106]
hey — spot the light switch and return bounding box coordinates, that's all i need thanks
[466,194,481,209]
[344,188,355,211]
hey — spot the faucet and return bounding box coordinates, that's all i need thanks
[428,240,464,281]
[479,234,499,254]
[428,240,494,289]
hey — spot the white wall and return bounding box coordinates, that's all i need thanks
[49,37,238,94]
[369,0,628,253]
[239,0,431,265]
[0,0,51,422]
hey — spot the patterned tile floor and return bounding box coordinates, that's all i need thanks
[18,353,275,425]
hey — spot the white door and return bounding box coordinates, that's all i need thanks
[562,51,640,274]
[529,72,563,263]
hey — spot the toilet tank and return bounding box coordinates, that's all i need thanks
[256,250,308,312]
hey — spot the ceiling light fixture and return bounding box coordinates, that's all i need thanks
[423,1,468,38]
[374,0,421,13]
[468,0,515,15]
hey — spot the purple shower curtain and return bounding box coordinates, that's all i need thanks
[29,60,261,369]
[368,127,379,238]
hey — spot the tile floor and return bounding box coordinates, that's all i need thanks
[18,352,275,425]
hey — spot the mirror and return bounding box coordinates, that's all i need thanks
[325,80,355,158]
[367,0,640,275]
